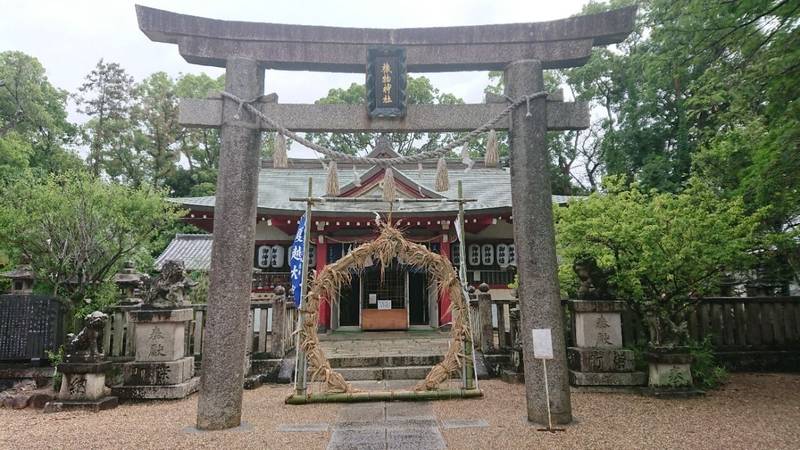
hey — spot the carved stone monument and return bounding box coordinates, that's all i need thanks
[44,311,118,413]
[113,261,199,400]
[566,300,647,388]
[646,350,693,391]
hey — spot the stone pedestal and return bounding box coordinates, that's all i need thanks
[44,361,118,413]
[112,308,199,400]
[646,350,697,396]
[567,300,646,388]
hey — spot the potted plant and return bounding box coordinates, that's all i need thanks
[555,179,760,392]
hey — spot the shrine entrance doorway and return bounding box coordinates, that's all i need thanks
[334,261,432,331]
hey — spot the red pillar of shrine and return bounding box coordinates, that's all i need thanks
[438,234,453,326]
[316,239,330,329]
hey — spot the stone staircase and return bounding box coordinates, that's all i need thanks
[329,354,444,381]
[248,330,488,387]
[319,331,451,382]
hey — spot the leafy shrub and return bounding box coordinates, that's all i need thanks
[689,336,729,389]
[45,346,64,392]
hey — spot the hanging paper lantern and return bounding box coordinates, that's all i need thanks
[468,244,481,267]
[496,243,509,268]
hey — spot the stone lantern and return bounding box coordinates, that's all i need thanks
[2,258,35,294]
[113,261,144,306]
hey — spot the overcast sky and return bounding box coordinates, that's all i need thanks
[2,0,590,156]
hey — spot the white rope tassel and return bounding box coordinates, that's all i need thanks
[382,167,396,203]
[435,156,450,192]
[485,129,499,167]
[273,133,288,168]
[461,145,475,172]
[352,164,362,187]
[326,161,340,196]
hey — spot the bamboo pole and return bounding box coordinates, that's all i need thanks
[293,178,313,396]
[459,180,476,390]
[285,388,483,405]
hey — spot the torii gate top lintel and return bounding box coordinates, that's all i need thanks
[135,4,636,72]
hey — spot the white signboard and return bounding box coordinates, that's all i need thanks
[368,293,377,305]
[377,300,392,310]
[532,328,554,360]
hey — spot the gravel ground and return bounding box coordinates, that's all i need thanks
[434,373,800,449]
[1,373,798,449]
[0,384,337,450]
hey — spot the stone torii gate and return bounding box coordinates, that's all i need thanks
[135,5,635,430]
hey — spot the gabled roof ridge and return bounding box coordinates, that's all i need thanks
[338,165,444,199]
[390,166,444,199]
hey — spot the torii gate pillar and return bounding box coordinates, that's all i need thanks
[506,59,572,424]
[196,58,263,430]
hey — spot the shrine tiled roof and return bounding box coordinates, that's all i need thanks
[172,163,576,216]
[155,234,213,271]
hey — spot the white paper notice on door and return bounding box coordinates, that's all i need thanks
[531,328,554,359]
[377,300,392,310]
[368,293,377,304]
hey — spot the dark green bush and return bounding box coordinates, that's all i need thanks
[689,336,729,389]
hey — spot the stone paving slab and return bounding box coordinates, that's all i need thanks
[386,401,435,421]
[277,423,330,432]
[326,399,447,450]
[339,403,386,423]
[387,426,446,450]
[328,428,387,450]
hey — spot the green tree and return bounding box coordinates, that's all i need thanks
[170,73,226,196]
[486,70,588,195]
[0,51,81,178]
[0,171,182,310]
[133,72,181,188]
[74,59,136,178]
[556,178,761,347]
[551,1,799,288]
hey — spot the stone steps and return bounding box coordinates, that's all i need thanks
[336,365,446,381]
[327,354,443,369]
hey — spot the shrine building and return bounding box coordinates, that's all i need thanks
[157,141,573,332]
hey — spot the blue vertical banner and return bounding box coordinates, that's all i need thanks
[290,214,306,307]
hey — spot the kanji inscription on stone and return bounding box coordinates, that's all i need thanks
[148,327,167,358]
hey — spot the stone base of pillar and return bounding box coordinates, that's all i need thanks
[567,347,647,387]
[112,377,200,400]
[113,307,199,400]
[44,361,118,413]
[568,370,647,386]
[43,396,119,413]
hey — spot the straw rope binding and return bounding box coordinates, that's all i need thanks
[221,90,546,169]
[299,223,472,393]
